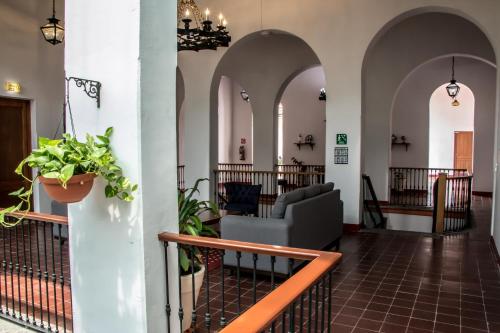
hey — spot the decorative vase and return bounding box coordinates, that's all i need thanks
[39,173,96,203]
[180,265,205,332]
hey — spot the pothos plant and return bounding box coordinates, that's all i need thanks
[0,127,137,227]
[178,178,219,275]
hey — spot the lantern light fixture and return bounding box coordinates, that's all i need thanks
[446,57,460,104]
[319,88,326,101]
[40,0,64,45]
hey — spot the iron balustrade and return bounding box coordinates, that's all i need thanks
[158,232,341,333]
[389,167,468,207]
[213,169,325,218]
[432,174,473,233]
[1,212,72,332]
[274,164,325,174]
[178,165,186,190]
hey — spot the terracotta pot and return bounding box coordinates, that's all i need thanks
[39,173,96,203]
[180,265,205,332]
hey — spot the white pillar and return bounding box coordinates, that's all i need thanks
[65,0,179,332]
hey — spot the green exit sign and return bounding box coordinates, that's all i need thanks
[336,133,347,145]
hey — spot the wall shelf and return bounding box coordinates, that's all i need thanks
[294,142,316,150]
[391,142,410,151]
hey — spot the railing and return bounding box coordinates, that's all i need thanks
[178,165,185,190]
[158,232,341,332]
[217,163,254,172]
[433,173,473,233]
[274,164,325,174]
[389,167,468,207]
[214,169,325,218]
[1,212,72,332]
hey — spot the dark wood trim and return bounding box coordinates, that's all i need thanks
[365,200,389,206]
[472,191,493,198]
[343,223,360,234]
[4,210,68,225]
[381,207,433,217]
[491,236,500,267]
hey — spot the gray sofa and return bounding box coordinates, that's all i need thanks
[220,183,343,274]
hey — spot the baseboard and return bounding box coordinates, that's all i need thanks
[473,191,493,197]
[365,200,389,206]
[382,207,433,217]
[491,236,500,267]
[343,224,360,234]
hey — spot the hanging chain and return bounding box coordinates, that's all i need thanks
[65,78,77,137]
[452,56,455,80]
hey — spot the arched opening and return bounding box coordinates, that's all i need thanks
[217,76,253,164]
[209,30,323,172]
[429,82,475,171]
[176,66,185,166]
[277,66,326,168]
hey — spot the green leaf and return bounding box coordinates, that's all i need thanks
[105,127,113,138]
[9,188,25,197]
[42,171,60,179]
[60,164,75,184]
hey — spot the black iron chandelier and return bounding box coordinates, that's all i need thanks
[177,0,231,52]
[40,0,64,45]
[446,57,460,105]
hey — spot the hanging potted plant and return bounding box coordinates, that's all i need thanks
[0,127,137,227]
[178,178,218,331]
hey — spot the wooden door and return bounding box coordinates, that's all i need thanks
[0,98,31,208]
[454,131,473,173]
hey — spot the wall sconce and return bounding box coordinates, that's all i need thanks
[4,81,22,94]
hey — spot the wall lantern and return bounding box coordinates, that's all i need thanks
[446,57,460,106]
[40,0,64,45]
[4,81,22,94]
[319,88,326,101]
[240,90,250,102]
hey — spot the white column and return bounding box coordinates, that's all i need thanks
[65,0,179,332]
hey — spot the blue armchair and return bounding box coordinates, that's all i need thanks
[222,182,262,216]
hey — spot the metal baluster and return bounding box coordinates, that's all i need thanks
[49,225,59,331]
[236,251,242,315]
[27,221,35,325]
[288,259,295,333]
[190,246,197,329]
[307,287,312,333]
[327,271,332,333]
[177,245,184,332]
[58,225,67,333]
[42,224,51,328]
[21,221,28,323]
[314,283,319,332]
[0,225,4,314]
[204,248,211,330]
[299,294,304,333]
[35,221,43,327]
[9,225,14,317]
[321,277,326,332]
[15,224,21,318]
[252,253,258,304]
[220,249,227,328]
[163,242,171,333]
[270,256,276,333]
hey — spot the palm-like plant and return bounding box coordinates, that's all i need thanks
[178,178,218,274]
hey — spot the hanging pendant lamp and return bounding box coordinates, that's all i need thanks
[40,0,64,45]
[446,57,460,105]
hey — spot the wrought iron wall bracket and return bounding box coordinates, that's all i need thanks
[66,77,102,108]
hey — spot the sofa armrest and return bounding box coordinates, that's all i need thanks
[220,216,291,246]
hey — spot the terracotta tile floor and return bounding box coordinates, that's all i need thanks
[189,196,500,332]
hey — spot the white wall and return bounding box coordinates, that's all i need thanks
[230,81,253,163]
[218,76,233,163]
[391,57,496,192]
[0,0,65,213]
[281,66,326,165]
[429,83,475,169]
[179,0,500,232]
[177,67,185,165]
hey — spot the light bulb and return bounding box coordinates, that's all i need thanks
[185,9,190,18]
[452,99,460,107]
[205,8,210,20]
[218,13,224,25]
[223,19,227,27]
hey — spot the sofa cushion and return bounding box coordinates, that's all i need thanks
[303,185,322,198]
[320,182,334,193]
[270,189,305,218]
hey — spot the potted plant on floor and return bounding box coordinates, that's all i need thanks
[178,178,218,331]
[0,127,137,227]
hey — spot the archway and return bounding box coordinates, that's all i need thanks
[176,66,185,166]
[361,11,496,201]
[277,65,326,168]
[429,82,475,171]
[209,30,323,172]
[217,76,253,164]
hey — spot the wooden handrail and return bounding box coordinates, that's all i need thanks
[158,232,342,332]
[5,211,68,225]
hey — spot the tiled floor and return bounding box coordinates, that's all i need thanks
[190,196,500,332]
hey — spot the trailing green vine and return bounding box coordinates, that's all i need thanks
[0,127,137,227]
